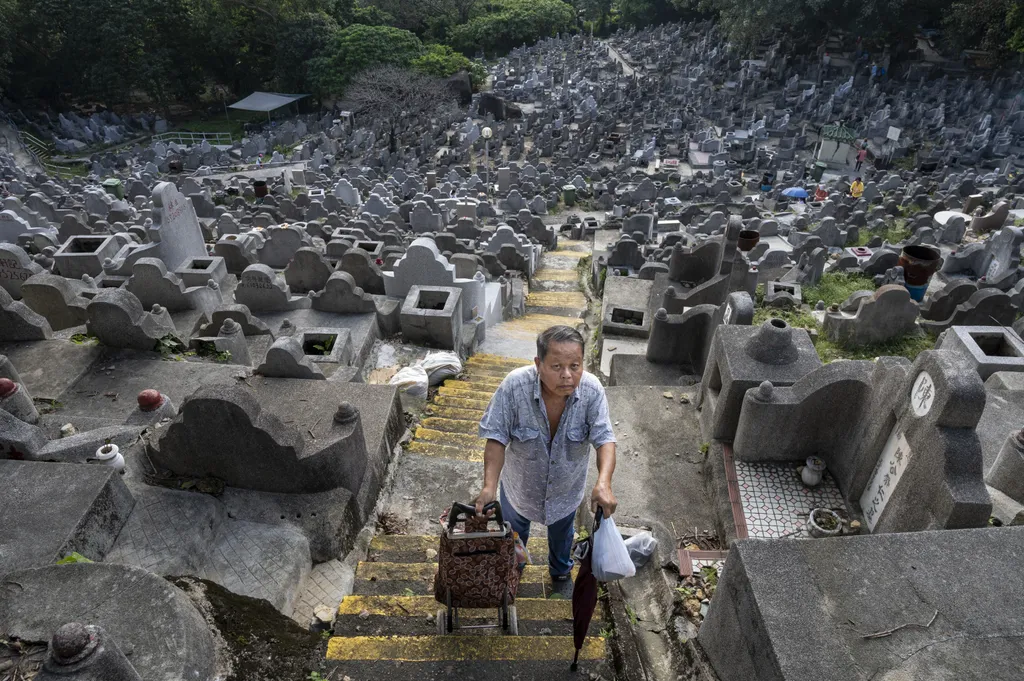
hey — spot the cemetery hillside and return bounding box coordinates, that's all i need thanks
[4,1,1024,681]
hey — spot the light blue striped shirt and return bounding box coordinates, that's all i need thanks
[478,366,616,524]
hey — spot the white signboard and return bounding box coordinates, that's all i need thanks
[860,428,913,531]
[887,126,902,142]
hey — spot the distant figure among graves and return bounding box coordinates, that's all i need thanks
[855,146,867,171]
[850,177,864,199]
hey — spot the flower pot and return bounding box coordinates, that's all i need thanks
[801,455,826,487]
[807,508,841,538]
[737,229,760,252]
[253,180,269,198]
[897,245,941,288]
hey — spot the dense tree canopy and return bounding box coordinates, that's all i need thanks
[449,0,578,55]
[0,0,1018,115]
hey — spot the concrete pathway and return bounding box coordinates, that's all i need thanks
[325,237,615,677]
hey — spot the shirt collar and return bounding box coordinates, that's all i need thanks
[532,366,582,403]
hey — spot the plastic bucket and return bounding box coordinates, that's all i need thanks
[905,283,928,302]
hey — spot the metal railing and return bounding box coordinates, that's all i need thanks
[154,131,234,146]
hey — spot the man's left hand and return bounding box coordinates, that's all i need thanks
[591,481,617,517]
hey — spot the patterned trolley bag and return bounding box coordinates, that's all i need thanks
[433,501,522,634]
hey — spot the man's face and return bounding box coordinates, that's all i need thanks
[535,341,584,397]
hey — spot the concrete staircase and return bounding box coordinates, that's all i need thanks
[324,236,614,676]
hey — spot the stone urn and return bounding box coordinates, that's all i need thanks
[737,229,760,252]
[801,455,826,487]
[807,508,841,538]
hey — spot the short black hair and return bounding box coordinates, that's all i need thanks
[536,325,585,360]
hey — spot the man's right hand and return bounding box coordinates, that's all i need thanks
[474,486,497,516]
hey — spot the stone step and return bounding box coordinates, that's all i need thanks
[322,659,613,679]
[431,395,491,411]
[532,268,579,282]
[325,635,606,662]
[419,417,481,435]
[522,305,586,319]
[356,562,577,584]
[333,613,582,637]
[471,353,533,365]
[369,534,551,564]
[352,577,553,599]
[423,405,486,422]
[412,427,486,449]
[436,379,501,393]
[338,595,572,620]
[436,385,497,402]
[525,291,588,309]
[465,357,530,371]
[405,440,481,461]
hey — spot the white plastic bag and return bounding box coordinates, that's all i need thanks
[591,515,636,581]
[623,531,658,569]
[388,364,429,398]
[420,352,462,386]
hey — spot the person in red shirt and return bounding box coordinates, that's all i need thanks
[855,147,867,171]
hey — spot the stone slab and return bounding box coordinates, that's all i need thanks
[0,563,215,681]
[58,355,246,421]
[0,340,103,400]
[0,460,135,573]
[590,386,716,542]
[699,527,1024,681]
[977,386,1024,472]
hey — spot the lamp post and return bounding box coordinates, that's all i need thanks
[482,126,493,193]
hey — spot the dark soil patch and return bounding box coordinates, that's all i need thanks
[170,577,329,681]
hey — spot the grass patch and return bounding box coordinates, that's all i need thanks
[802,272,876,308]
[815,333,935,363]
[752,306,818,331]
[855,220,912,246]
[172,111,266,141]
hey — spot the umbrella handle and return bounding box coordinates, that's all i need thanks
[593,505,604,533]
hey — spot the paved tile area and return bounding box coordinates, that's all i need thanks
[734,461,845,538]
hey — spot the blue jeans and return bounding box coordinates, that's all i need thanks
[500,486,575,578]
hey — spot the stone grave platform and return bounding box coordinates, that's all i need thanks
[0,562,216,681]
[0,339,103,400]
[699,526,1024,681]
[0,459,135,573]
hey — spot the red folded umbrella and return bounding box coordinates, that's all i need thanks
[571,507,603,671]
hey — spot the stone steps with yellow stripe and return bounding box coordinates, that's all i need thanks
[424,405,486,422]
[412,427,486,449]
[404,440,481,462]
[526,291,588,309]
[326,636,606,662]
[437,379,501,394]
[418,416,481,435]
[436,385,498,402]
[369,534,550,564]
[533,268,579,281]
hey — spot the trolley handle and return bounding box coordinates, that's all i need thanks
[447,501,504,530]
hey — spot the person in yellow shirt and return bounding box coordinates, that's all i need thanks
[850,177,864,199]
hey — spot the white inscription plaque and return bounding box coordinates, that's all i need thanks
[859,427,914,531]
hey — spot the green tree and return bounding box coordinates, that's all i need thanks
[275,11,339,92]
[0,0,14,96]
[945,0,1024,56]
[449,0,577,56]
[617,0,681,27]
[411,44,487,83]
[308,24,423,96]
